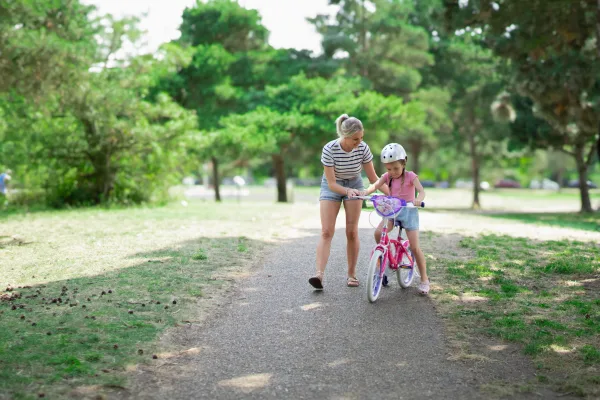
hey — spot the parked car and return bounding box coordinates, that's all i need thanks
[293,178,321,187]
[454,179,490,190]
[530,179,560,190]
[420,180,436,188]
[494,179,521,188]
[263,178,276,187]
[567,179,598,189]
[182,176,196,186]
[454,179,473,189]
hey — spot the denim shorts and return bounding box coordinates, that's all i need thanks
[394,207,420,231]
[319,175,365,202]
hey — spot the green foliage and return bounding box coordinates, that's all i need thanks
[179,0,268,52]
[311,0,433,96]
[445,0,600,211]
[0,0,98,97]
[1,5,199,207]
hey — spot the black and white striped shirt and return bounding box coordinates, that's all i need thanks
[321,139,374,179]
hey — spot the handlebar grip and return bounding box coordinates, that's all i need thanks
[421,201,425,208]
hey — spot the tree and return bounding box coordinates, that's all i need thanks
[179,0,268,52]
[310,1,453,172]
[2,13,198,206]
[426,35,510,208]
[0,0,98,99]
[310,0,433,97]
[166,0,339,201]
[445,0,600,212]
[400,87,452,173]
[221,107,314,202]
[221,72,416,202]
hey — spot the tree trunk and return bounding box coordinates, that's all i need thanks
[574,145,592,213]
[596,1,600,162]
[82,117,115,203]
[211,156,221,202]
[102,151,112,200]
[555,167,565,189]
[409,139,422,174]
[359,0,368,79]
[272,153,287,203]
[468,134,480,209]
[597,124,600,162]
[87,150,115,204]
[596,0,600,58]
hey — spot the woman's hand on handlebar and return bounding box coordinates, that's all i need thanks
[346,188,361,198]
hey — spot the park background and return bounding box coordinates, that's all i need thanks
[0,1,599,399]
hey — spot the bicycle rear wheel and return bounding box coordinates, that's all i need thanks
[367,249,386,302]
[397,247,416,288]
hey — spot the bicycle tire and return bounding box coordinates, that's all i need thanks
[367,249,386,302]
[397,247,416,288]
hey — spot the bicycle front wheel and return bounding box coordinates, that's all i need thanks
[367,249,386,302]
[397,247,416,288]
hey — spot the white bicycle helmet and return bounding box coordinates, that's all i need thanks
[380,143,407,163]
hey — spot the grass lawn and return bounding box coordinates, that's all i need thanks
[0,200,317,399]
[487,212,600,232]
[432,234,600,398]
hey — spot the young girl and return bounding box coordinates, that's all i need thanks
[361,143,430,294]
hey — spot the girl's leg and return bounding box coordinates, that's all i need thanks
[314,200,342,278]
[374,219,385,243]
[343,199,363,282]
[406,230,428,283]
[374,220,394,243]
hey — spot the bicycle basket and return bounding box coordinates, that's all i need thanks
[371,195,406,218]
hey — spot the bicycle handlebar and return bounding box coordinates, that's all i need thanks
[355,195,425,208]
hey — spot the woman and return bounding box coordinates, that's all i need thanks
[309,114,383,289]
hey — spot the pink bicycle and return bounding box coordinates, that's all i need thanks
[357,195,423,303]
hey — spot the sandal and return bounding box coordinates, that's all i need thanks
[309,271,324,290]
[347,276,359,287]
[418,280,430,295]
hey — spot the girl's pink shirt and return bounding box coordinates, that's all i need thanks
[382,171,418,202]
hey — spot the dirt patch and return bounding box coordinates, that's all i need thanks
[582,278,600,295]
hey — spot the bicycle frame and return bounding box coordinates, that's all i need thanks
[374,217,414,275]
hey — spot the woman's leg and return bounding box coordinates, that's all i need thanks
[406,230,428,283]
[315,200,342,277]
[343,199,363,281]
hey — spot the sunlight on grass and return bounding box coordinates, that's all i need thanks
[488,212,600,232]
[550,344,572,354]
[433,234,600,397]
